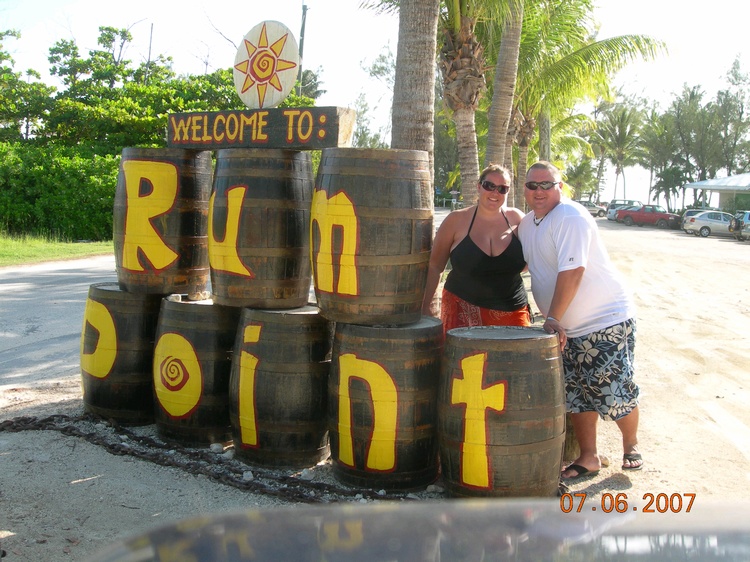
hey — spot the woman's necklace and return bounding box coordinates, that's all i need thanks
[533,213,545,226]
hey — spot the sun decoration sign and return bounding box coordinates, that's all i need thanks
[233,21,299,110]
[166,20,355,150]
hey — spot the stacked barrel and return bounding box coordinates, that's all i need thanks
[81,148,214,427]
[216,149,330,465]
[311,148,441,491]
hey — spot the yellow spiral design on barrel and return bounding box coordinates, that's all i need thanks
[153,332,202,417]
[159,356,189,391]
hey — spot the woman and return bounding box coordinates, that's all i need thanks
[422,164,530,333]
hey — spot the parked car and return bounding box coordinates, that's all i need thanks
[615,205,681,229]
[575,200,607,217]
[730,210,750,241]
[683,210,735,237]
[680,209,708,233]
[606,199,642,212]
[607,204,638,221]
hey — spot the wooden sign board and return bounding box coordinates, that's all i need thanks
[167,107,356,151]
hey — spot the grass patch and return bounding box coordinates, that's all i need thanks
[0,233,113,267]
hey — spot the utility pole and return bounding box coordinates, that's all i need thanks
[145,23,154,84]
[297,1,307,95]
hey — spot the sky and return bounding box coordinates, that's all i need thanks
[3,0,747,206]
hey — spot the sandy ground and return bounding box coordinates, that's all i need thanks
[1,214,750,561]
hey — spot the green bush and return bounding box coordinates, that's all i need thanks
[0,143,118,240]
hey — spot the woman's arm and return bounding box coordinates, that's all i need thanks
[421,212,461,315]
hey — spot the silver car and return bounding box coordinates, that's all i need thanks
[731,210,750,241]
[683,210,734,237]
[680,209,707,233]
[575,200,607,217]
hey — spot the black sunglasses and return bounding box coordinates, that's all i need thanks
[525,181,559,191]
[480,180,510,194]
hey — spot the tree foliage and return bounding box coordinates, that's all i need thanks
[0,27,316,240]
[0,143,118,239]
[567,56,750,210]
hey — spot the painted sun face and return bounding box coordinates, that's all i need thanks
[233,21,299,109]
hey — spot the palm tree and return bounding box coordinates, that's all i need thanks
[297,68,327,100]
[437,3,486,205]
[564,157,599,199]
[596,104,643,201]
[362,0,440,181]
[389,0,441,183]
[485,0,524,175]
[483,0,665,207]
[636,107,677,204]
[436,1,519,206]
[651,166,684,212]
[669,86,723,183]
[364,0,515,206]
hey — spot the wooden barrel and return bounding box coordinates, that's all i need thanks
[438,326,565,497]
[114,148,212,296]
[328,316,442,491]
[210,149,313,308]
[152,297,241,446]
[311,148,433,325]
[229,305,331,467]
[80,283,162,424]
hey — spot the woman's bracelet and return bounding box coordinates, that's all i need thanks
[545,316,558,323]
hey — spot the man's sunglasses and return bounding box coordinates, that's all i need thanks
[524,181,559,191]
[480,180,510,194]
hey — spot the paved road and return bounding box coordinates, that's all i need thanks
[0,256,117,391]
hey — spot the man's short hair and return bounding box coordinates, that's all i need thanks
[527,161,561,181]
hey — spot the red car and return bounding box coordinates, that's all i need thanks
[615,205,680,229]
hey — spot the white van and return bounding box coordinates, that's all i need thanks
[605,199,642,221]
[606,199,642,211]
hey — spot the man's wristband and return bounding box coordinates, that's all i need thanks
[546,316,558,323]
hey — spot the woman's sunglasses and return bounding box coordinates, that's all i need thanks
[524,181,559,191]
[480,180,510,194]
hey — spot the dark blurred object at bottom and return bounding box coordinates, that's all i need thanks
[88,498,750,561]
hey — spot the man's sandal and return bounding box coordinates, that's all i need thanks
[622,453,643,471]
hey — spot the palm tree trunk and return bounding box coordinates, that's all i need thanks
[505,133,515,172]
[506,110,521,206]
[485,0,524,167]
[454,106,480,206]
[515,117,535,210]
[516,141,530,211]
[391,0,441,185]
[438,14,485,207]
[648,167,654,204]
[538,108,551,161]
[612,172,620,201]
[595,156,606,202]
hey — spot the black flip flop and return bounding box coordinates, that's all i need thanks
[622,453,644,471]
[561,463,600,480]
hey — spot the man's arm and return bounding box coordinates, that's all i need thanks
[543,266,585,348]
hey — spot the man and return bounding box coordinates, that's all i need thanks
[517,161,643,479]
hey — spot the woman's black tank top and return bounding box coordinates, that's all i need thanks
[443,207,528,310]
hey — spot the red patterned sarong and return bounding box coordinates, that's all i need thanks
[440,288,530,336]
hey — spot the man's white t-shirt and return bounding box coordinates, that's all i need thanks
[518,199,635,338]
